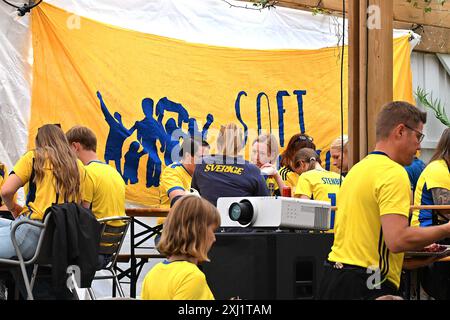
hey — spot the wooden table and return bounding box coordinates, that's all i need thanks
[125,207,169,298]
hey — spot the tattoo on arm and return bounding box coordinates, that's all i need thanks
[431,188,450,217]
[432,188,450,206]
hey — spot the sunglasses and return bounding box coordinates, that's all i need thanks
[296,135,314,143]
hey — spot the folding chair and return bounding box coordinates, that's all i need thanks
[87,216,131,300]
[0,212,53,300]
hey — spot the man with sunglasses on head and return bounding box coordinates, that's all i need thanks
[319,101,450,300]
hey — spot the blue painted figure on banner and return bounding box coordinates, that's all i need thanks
[97,90,133,175]
[164,118,183,166]
[155,97,190,128]
[130,98,166,188]
[123,141,147,185]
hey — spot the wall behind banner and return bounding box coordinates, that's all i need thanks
[30,3,414,207]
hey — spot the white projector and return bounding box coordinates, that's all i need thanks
[217,197,331,231]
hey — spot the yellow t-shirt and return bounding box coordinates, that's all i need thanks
[279,166,299,190]
[328,152,411,289]
[12,151,87,220]
[411,159,450,227]
[160,163,192,207]
[294,169,342,229]
[265,177,279,196]
[84,160,126,223]
[141,260,214,300]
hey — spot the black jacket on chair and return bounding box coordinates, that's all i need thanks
[41,203,102,291]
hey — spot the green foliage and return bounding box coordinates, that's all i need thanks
[415,87,450,127]
[406,0,446,13]
[251,0,278,9]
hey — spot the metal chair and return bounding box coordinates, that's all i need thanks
[87,216,131,300]
[0,212,53,300]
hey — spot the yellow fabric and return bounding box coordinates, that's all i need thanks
[328,154,411,289]
[84,161,126,225]
[31,3,415,206]
[160,163,192,207]
[141,261,214,300]
[266,177,279,196]
[294,169,341,201]
[278,166,299,192]
[12,151,87,220]
[158,162,192,225]
[411,160,450,227]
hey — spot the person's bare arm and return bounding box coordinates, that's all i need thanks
[0,174,24,218]
[381,214,450,253]
[168,189,187,201]
[431,188,450,217]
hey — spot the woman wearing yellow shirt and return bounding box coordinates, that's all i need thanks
[0,124,85,259]
[141,195,220,300]
[293,148,342,229]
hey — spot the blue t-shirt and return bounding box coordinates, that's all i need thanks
[191,155,269,206]
[404,157,426,192]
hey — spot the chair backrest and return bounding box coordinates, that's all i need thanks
[28,212,55,265]
[97,216,132,268]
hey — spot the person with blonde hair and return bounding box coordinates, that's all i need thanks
[0,124,86,259]
[330,134,349,176]
[292,148,342,229]
[140,195,220,300]
[191,123,269,206]
[251,133,286,196]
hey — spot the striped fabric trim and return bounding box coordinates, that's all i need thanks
[279,167,292,181]
[377,228,390,282]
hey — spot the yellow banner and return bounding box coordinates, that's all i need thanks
[31,3,413,206]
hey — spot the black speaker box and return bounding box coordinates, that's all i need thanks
[202,231,334,300]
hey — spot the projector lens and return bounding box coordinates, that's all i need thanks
[228,200,254,225]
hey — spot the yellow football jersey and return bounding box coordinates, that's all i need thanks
[295,169,342,229]
[141,260,214,300]
[12,151,87,220]
[328,152,411,289]
[160,162,192,207]
[279,166,299,190]
[411,160,450,227]
[83,160,126,224]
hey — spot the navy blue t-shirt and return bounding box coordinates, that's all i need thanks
[191,155,269,206]
[404,157,426,192]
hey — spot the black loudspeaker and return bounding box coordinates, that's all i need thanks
[202,231,334,300]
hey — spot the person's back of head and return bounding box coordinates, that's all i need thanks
[280,133,316,169]
[216,123,244,157]
[179,137,200,162]
[375,101,427,166]
[157,195,221,263]
[66,125,97,152]
[292,147,321,174]
[35,124,81,202]
[376,101,427,142]
[430,128,450,167]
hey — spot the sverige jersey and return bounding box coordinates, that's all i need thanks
[294,169,342,229]
[279,166,299,189]
[328,152,411,289]
[411,160,450,227]
[84,160,126,223]
[12,151,87,220]
[191,155,269,206]
[140,260,214,300]
[160,162,192,208]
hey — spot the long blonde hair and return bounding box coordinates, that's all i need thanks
[216,123,244,157]
[34,124,81,202]
[157,196,221,263]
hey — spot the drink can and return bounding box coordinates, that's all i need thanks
[281,186,292,197]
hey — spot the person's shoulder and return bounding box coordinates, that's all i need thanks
[426,159,448,172]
